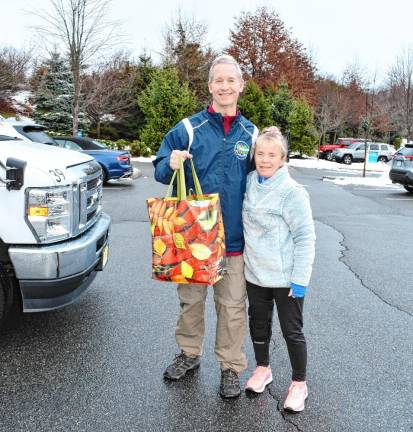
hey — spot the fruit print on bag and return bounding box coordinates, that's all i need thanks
[147,193,225,285]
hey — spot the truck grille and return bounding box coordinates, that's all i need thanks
[68,160,103,237]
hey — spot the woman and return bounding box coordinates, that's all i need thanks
[242,127,316,412]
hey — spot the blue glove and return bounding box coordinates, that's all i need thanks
[290,282,307,298]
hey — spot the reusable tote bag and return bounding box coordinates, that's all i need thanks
[147,158,225,285]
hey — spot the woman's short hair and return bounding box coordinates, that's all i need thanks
[256,126,288,158]
[208,55,243,83]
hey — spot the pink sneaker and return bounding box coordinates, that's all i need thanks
[283,381,308,412]
[245,366,273,393]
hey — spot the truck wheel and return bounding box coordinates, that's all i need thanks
[404,185,413,193]
[377,156,387,163]
[0,264,14,324]
[0,281,5,324]
[343,155,352,165]
[326,151,333,161]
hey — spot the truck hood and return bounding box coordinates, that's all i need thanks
[0,139,93,170]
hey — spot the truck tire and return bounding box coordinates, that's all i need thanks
[404,185,413,193]
[0,264,15,325]
[326,151,333,161]
[343,154,352,165]
[377,156,387,163]
[0,281,5,324]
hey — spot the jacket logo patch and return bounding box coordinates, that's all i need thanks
[234,141,249,160]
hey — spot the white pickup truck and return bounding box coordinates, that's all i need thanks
[0,121,111,326]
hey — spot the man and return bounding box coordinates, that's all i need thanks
[153,55,258,398]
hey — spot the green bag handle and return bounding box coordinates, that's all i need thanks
[165,157,203,200]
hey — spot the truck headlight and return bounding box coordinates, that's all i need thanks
[26,186,73,243]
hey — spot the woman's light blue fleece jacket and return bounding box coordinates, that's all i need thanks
[242,166,316,288]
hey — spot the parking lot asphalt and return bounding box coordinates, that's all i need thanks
[0,162,412,432]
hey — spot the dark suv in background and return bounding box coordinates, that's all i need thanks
[389,144,413,193]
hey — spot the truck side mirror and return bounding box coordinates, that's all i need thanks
[6,157,26,191]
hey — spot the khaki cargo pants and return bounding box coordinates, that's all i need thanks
[175,255,248,373]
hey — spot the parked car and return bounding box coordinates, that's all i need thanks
[389,144,413,193]
[54,136,133,182]
[318,137,367,161]
[333,142,395,165]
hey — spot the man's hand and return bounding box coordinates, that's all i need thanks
[169,150,192,170]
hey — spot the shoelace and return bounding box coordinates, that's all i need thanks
[290,384,305,397]
[223,370,238,385]
[173,353,187,366]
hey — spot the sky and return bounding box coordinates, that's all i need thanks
[1,0,413,83]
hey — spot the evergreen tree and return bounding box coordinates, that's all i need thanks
[33,52,74,133]
[288,97,317,156]
[238,80,271,129]
[138,66,197,153]
[268,82,294,134]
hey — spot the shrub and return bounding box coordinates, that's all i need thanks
[393,136,402,149]
[130,140,152,157]
[115,139,129,150]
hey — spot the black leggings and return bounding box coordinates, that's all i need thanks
[246,281,307,381]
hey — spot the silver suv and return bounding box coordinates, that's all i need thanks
[333,142,396,165]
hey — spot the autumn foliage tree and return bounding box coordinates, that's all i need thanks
[227,7,316,103]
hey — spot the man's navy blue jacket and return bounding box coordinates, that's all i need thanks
[153,108,257,254]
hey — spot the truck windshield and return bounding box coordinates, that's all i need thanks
[13,126,58,146]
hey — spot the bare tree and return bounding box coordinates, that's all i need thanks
[83,52,136,138]
[0,47,31,99]
[33,0,119,134]
[387,47,413,142]
[315,77,350,146]
[162,12,215,104]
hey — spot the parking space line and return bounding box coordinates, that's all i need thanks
[385,198,413,201]
[352,188,402,191]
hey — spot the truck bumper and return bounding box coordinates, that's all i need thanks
[8,213,111,312]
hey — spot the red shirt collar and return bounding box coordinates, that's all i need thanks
[207,105,239,135]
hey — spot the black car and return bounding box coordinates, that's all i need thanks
[389,144,413,193]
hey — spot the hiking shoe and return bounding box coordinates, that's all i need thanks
[220,369,241,398]
[283,381,308,413]
[163,352,200,380]
[245,366,273,393]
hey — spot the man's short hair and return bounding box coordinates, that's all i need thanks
[208,55,243,83]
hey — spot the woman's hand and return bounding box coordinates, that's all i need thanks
[288,283,307,298]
